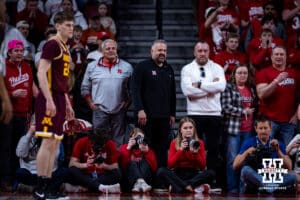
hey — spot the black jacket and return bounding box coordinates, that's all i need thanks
[132,59,176,118]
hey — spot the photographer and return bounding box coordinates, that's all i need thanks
[157,117,215,194]
[286,133,300,183]
[68,128,121,193]
[119,128,157,193]
[233,116,296,193]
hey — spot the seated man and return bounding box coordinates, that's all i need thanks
[68,128,121,193]
[233,116,296,193]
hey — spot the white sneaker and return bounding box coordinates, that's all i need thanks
[63,183,88,193]
[99,183,121,193]
[194,184,210,194]
[139,180,151,193]
[132,181,142,193]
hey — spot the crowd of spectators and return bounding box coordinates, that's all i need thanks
[1,0,300,198]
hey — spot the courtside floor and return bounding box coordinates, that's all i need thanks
[0,192,299,200]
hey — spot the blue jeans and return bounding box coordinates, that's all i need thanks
[226,131,253,193]
[270,121,295,146]
[240,165,296,193]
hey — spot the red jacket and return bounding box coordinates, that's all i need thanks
[246,36,284,69]
[4,59,33,117]
[119,144,157,172]
[168,140,206,170]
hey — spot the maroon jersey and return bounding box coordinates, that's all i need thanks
[41,39,71,93]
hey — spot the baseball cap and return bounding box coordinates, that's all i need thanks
[16,20,29,29]
[7,40,24,51]
[97,31,110,40]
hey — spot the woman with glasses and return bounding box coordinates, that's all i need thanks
[221,63,258,193]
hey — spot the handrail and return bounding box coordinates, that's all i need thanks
[155,0,163,39]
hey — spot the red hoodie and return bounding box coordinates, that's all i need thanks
[4,59,33,117]
[168,140,206,170]
[119,144,157,172]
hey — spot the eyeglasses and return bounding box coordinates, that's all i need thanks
[200,67,205,77]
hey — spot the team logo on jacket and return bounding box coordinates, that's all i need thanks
[9,73,29,87]
[152,70,157,76]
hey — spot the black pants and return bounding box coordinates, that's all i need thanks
[188,115,223,171]
[125,159,153,188]
[0,116,27,184]
[67,166,121,191]
[139,118,170,168]
[16,167,68,190]
[157,167,215,193]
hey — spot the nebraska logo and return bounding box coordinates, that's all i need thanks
[258,158,288,183]
[9,73,29,87]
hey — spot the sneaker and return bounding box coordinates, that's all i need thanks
[153,188,168,193]
[33,189,46,200]
[132,181,142,193]
[16,183,34,193]
[194,184,210,194]
[55,192,70,200]
[62,183,88,193]
[99,183,121,193]
[139,181,151,193]
[209,187,222,194]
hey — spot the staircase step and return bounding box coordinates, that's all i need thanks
[118,19,195,26]
[118,36,196,42]
[118,41,195,59]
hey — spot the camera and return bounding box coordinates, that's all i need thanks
[184,138,200,151]
[132,135,148,149]
[294,149,300,173]
[93,155,105,164]
[92,143,104,154]
[245,144,275,169]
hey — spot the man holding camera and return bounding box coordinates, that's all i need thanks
[68,129,121,193]
[233,116,296,193]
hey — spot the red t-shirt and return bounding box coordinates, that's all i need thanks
[237,86,253,132]
[237,0,267,22]
[287,47,300,67]
[213,50,247,80]
[71,137,118,174]
[119,143,157,172]
[283,0,300,47]
[167,140,206,170]
[255,66,300,122]
[246,36,284,69]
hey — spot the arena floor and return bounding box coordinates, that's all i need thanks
[0,192,299,200]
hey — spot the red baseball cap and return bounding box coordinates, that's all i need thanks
[97,31,110,40]
[7,40,24,51]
